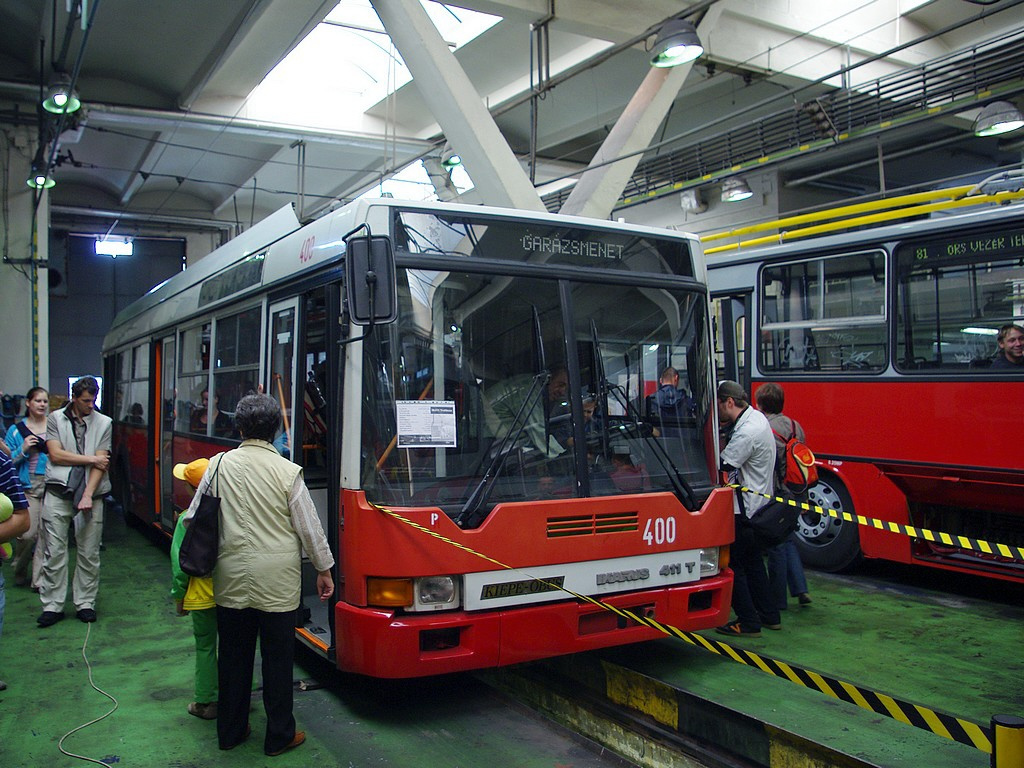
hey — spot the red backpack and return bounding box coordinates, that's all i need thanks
[772,423,818,492]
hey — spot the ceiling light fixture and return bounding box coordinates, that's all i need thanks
[721,177,753,203]
[42,73,82,115]
[650,20,703,68]
[26,161,55,189]
[95,237,134,257]
[441,143,462,170]
[973,101,1024,137]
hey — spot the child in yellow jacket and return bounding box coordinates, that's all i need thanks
[170,458,218,720]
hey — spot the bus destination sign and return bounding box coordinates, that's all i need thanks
[905,227,1024,263]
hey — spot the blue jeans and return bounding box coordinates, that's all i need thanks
[767,536,809,610]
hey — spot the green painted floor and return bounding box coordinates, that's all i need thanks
[4,512,1021,768]
[573,559,1024,767]
[0,517,630,768]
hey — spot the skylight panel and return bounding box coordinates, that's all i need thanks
[246,0,500,129]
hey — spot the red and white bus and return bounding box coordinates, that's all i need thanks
[707,202,1024,583]
[103,198,733,678]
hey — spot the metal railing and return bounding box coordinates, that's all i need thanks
[542,29,1024,212]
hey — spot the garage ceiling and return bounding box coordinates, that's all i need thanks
[1,0,1022,239]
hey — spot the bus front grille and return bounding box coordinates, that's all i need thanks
[547,512,639,537]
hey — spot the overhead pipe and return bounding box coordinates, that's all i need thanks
[702,189,1024,254]
[0,81,433,150]
[50,204,236,232]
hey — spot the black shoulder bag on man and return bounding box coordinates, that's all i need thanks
[737,484,799,547]
[59,407,89,506]
[179,454,224,577]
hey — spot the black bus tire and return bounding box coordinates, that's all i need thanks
[795,472,861,572]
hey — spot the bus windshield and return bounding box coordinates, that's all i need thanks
[360,263,715,526]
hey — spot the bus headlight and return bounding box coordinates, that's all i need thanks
[414,576,460,610]
[699,547,720,576]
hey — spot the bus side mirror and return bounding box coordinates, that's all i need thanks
[345,234,397,326]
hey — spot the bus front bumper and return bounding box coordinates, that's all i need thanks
[334,572,732,678]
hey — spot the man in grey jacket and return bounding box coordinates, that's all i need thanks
[37,377,111,627]
[714,380,779,638]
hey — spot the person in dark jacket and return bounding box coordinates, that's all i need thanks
[646,367,694,437]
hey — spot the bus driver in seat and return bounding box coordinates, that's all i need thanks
[484,365,571,458]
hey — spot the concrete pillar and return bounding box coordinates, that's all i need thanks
[0,126,49,396]
[559,6,724,221]
[371,0,545,213]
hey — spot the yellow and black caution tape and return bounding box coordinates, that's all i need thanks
[374,503,993,753]
[728,484,1024,563]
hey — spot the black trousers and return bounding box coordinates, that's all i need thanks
[216,605,297,753]
[730,522,780,631]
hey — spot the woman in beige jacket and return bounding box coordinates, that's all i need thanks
[183,393,334,756]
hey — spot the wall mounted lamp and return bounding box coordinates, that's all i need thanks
[680,188,707,213]
[650,20,703,68]
[721,177,753,203]
[95,237,134,257]
[973,101,1024,137]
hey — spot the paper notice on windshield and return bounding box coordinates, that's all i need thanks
[396,400,457,448]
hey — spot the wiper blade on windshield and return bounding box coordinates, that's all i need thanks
[457,370,547,525]
[604,382,699,510]
[457,306,549,527]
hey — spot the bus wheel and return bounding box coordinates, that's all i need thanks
[795,473,861,572]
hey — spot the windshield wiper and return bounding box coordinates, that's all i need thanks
[604,381,698,510]
[590,322,698,510]
[458,371,546,525]
[457,307,548,527]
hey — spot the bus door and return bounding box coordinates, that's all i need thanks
[268,288,335,652]
[158,334,176,530]
[711,293,750,392]
[267,289,332,479]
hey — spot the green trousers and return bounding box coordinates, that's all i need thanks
[192,607,218,703]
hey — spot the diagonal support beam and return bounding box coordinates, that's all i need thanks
[559,6,724,219]
[371,0,545,212]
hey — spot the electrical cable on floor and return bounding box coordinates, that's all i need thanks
[57,623,120,766]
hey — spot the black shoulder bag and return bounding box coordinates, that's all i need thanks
[737,483,799,548]
[179,454,224,577]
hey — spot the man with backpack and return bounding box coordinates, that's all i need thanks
[755,383,813,612]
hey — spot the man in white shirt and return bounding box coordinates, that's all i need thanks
[715,380,780,638]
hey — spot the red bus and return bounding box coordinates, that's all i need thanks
[707,202,1024,583]
[102,198,733,677]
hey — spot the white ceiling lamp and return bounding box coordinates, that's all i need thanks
[973,101,1024,137]
[721,177,753,203]
[440,143,462,171]
[650,20,704,68]
[95,237,134,257]
[42,73,82,115]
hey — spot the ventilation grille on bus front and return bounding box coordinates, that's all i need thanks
[547,512,640,537]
